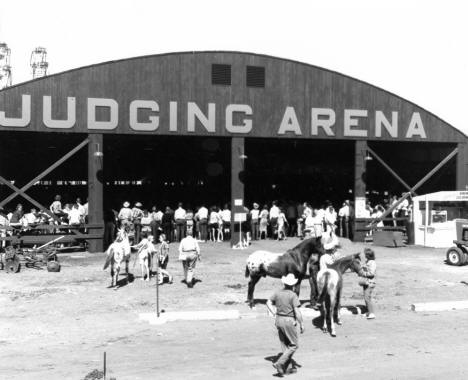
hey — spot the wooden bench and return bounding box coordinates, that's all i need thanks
[0,223,103,247]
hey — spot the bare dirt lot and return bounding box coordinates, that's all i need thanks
[2,237,468,379]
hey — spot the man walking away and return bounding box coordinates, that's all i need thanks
[178,230,201,288]
[266,273,304,376]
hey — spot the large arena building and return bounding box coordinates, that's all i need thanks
[0,51,466,250]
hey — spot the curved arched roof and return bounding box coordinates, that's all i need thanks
[0,51,465,143]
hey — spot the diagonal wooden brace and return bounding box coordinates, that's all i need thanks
[0,138,89,208]
[368,146,459,227]
[366,146,417,196]
[0,175,61,223]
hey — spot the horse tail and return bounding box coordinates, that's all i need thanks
[318,272,330,304]
[245,265,250,278]
[103,247,114,270]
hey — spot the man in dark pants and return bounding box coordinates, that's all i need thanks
[266,273,304,376]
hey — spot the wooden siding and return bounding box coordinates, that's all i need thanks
[0,51,465,143]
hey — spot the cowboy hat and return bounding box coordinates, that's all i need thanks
[123,201,130,208]
[281,273,298,286]
[135,202,142,207]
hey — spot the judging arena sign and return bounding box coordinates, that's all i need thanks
[0,94,428,139]
[0,51,464,142]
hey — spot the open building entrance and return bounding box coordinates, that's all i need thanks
[244,138,355,208]
[103,135,231,212]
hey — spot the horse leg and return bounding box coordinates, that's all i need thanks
[335,288,342,325]
[247,275,261,308]
[114,266,120,288]
[329,291,337,337]
[321,297,328,334]
[293,277,302,297]
[110,264,115,287]
[309,263,319,307]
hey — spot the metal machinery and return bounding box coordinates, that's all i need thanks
[0,42,12,89]
[30,46,48,79]
[446,219,468,266]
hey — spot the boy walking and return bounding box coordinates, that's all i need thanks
[266,273,304,376]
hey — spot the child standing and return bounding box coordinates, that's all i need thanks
[157,234,173,285]
[360,248,377,319]
[259,205,269,239]
[132,233,156,281]
[277,208,288,241]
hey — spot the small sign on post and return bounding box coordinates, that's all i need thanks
[233,213,247,249]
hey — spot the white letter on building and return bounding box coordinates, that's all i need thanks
[0,94,31,128]
[225,104,252,133]
[375,111,398,138]
[311,108,335,136]
[129,100,159,131]
[169,101,178,132]
[43,96,76,129]
[187,102,216,133]
[405,112,427,139]
[278,106,302,135]
[344,109,368,137]
[87,98,118,130]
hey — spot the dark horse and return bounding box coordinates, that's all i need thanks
[317,253,363,337]
[244,238,325,308]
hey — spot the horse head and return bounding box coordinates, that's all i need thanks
[349,253,363,274]
[331,253,362,275]
[115,228,128,243]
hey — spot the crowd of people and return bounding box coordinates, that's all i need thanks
[0,195,89,247]
[106,194,411,248]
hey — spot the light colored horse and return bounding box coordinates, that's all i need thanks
[317,253,363,337]
[103,228,131,287]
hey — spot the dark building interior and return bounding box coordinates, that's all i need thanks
[0,132,457,214]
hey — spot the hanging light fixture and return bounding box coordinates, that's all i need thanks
[365,150,373,161]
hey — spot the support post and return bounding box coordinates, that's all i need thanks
[88,134,104,252]
[230,137,245,247]
[456,142,468,190]
[353,140,367,242]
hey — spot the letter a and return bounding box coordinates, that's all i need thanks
[405,112,427,139]
[278,107,302,135]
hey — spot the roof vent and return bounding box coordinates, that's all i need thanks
[211,64,231,85]
[246,65,265,88]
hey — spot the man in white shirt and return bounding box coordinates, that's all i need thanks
[178,230,201,288]
[174,202,187,242]
[68,203,83,226]
[22,208,39,227]
[118,201,132,226]
[221,204,231,239]
[150,206,164,239]
[338,201,350,238]
[269,201,280,239]
[196,205,209,241]
[250,203,260,240]
[324,204,337,232]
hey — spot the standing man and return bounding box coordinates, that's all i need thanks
[178,230,201,288]
[174,202,187,242]
[196,204,208,242]
[266,273,304,376]
[269,201,280,239]
[250,203,260,240]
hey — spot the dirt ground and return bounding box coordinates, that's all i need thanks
[2,237,468,379]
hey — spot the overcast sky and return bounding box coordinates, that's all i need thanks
[0,0,466,135]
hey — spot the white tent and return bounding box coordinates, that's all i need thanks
[412,191,468,248]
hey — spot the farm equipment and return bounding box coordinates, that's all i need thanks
[446,219,468,266]
[0,235,63,273]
